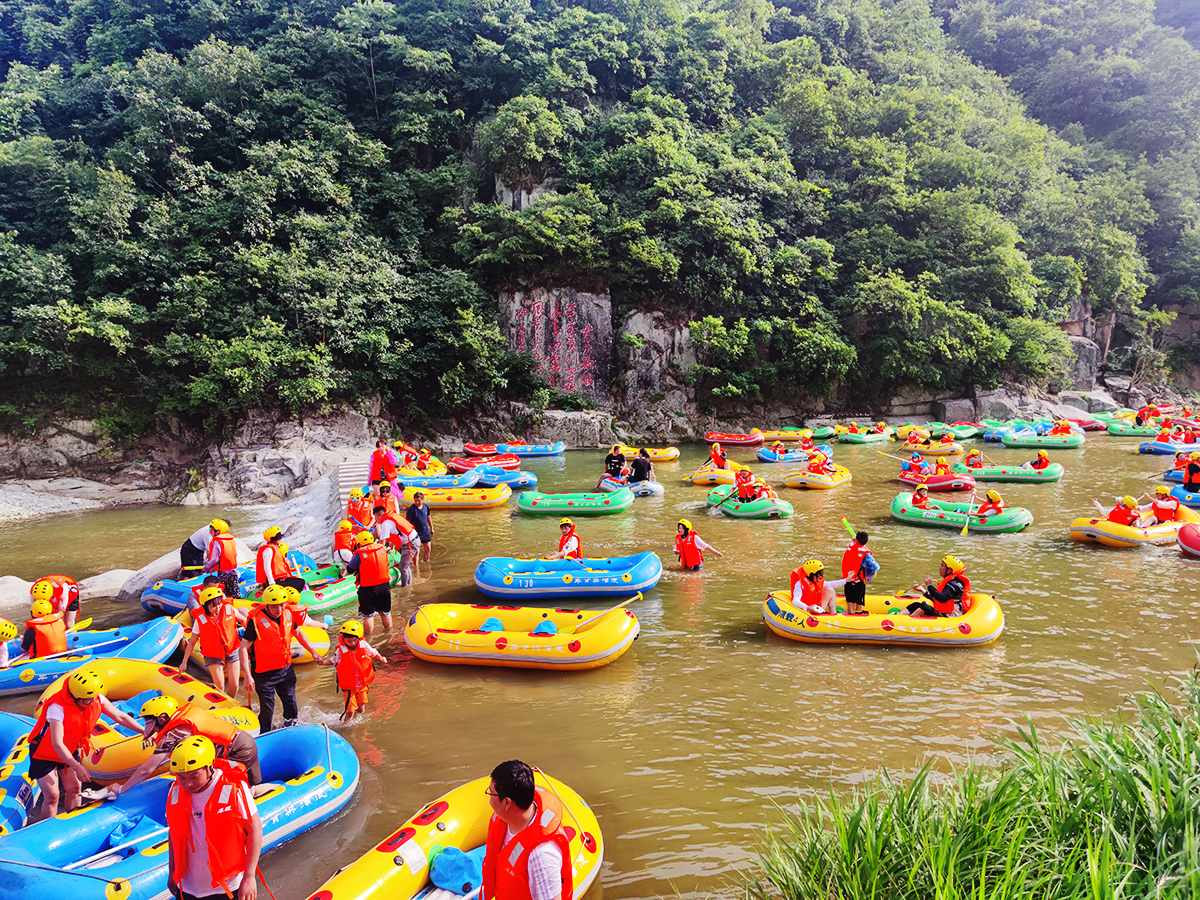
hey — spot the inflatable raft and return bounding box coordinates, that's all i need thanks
[599,475,664,496]
[838,429,892,444]
[517,488,635,516]
[809,426,836,439]
[1069,505,1200,547]
[473,465,538,488]
[950,461,1064,483]
[1178,522,1200,557]
[474,552,663,600]
[393,469,481,489]
[34,659,258,783]
[705,484,794,518]
[399,484,512,510]
[890,493,1033,533]
[405,603,639,670]
[304,770,602,900]
[497,441,566,457]
[895,424,929,439]
[1170,485,1200,508]
[174,604,330,666]
[762,590,1004,647]
[1139,440,1193,455]
[751,428,807,442]
[0,618,183,697]
[1162,468,1194,484]
[897,470,977,491]
[755,443,832,463]
[702,431,764,446]
[140,550,320,612]
[1106,422,1160,437]
[146,559,362,615]
[613,443,680,461]
[0,724,358,900]
[0,713,35,833]
[685,460,750,485]
[449,453,520,472]
[1001,431,1084,449]
[911,440,964,457]
[783,465,852,489]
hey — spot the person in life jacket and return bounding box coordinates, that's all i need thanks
[346,487,373,531]
[841,532,878,615]
[414,448,433,471]
[373,505,418,587]
[238,585,320,732]
[1145,485,1181,524]
[548,518,583,560]
[734,468,756,501]
[0,618,16,668]
[1186,452,1200,491]
[30,575,81,629]
[21,597,68,660]
[316,619,387,723]
[369,438,399,495]
[346,531,394,639]
[675,519,722,571]
[847,422,861,434]
[394,439,418,469]
[115,695,264,800]
[770,441,785,455]
[376,481,401,518]
[873,421,888,434]
[27,668,142,822]
[904,451,929,474]
[903,555,971,618]
[905,431,923,447]
[1098,495,1143,527]
[255,526,305,593]
[964,449,984,469]
[1185,428,1198,445]
[1135,402,1160,426]
[332,520,356,571]
[752,477,777,500]
[789,559,848,615]
[975,489,1005,518]
[709,442,728,469]
[933,455,951,476]
[182,585,248,696]
[910,485,934,509]
[798,436,814,451]
[202,518,241,600]
[165,735,262,900]
[1155,427,1173,443]
[1027,450,1051,470]
[807,451,833,475]
[1050,420,1072,436]
[482,759,573,900]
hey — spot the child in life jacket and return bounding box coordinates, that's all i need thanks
[975,490,1005,517]
[735,469,757,501]
[964,449,984,469]
[910,485,934,509]
[933,456,951,476]
[317,619,387,723]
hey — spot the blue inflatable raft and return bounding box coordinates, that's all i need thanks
[755,443,833,463]
[0,713,34,834]
[140,550,319,614]
[392,469,481,489]
[0,618,183,697]
[0,724,359,900]
[474,552,663,601]
[1140,440,1194,455]
[474,465,538,489]
[599,476,664,496]
[496,441,566,457]
[1170,485,1200,508]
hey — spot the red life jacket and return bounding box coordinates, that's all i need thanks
[482,786,573,900]
[415,450,432,471]
[799,438,813,450]
[333,530,354,553]
[379,513,415,552]
[558,527,582,559]
[1156,432,1172,443]
[255,543,293,584]
[675,532,703,567]
[735,470,755,499]
[30,682,102,761]
[346,497,373,528]
[25,613,67,657]
[847,423,860,434]
[208,533,237,572]
[790,568,825,607]
[709,447,727,468]
[32,575,79,613]
[370,449,397,482]
[1031,457,1050,470]
[378,494,401,518]
[976,501,1003,517]
[931,572,970,616]
[1152,498,1180,522]
[246,606,294,673]
[911,494,933,509]
[335,638,376,691]
[156,703,240,754]
[355,542,391,588]
[841,542,869,582]
[965,457,982,469]
[1107,506,1141,526]
[166,760,253,895]
[192,602,241,659]
[934,464,950,475]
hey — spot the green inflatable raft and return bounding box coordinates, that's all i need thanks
[890,492,1033,533]
[705,484,794,519]
[241,560,395,612]
[1000,431,1084,449]
[950,462,1064,483]
[838,430,891,444]
[809,426,836,439]
[1106,422,1160,437]
[926,422,980,440]
[517,488,635,516]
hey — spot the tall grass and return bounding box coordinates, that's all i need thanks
[749,674,1200,900]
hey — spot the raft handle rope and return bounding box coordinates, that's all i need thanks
[778,591,994,635]
[0,856,149,886]
[63,826,168,871]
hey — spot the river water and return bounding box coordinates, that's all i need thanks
[1,436,1197,899]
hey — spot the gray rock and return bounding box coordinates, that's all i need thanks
[975,389,1022,420]
[1059,391,1090,412]
[499,285,613,401]
[1068,336,1100,390]
[116,537,254,602]
[617,312,696,408]
[1083,390,1121,413]
[79,569,137,601]
[933,398,977,422]
[0,575,33,614]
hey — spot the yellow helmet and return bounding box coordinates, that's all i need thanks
[1038,450,1049,458]
[338,520,353,532]
[711,442,721,449]
[170,735,216,773]
[559,517,574,526]
[198,585,225,605]
[0,618,17,642]
[678,518,693,531]
[937,456,948,465]
[1192,452,1200,460]
[877,421,886,427]
[262,526,282,542]
[941,555,965,575]
[914,484,929,493]
[68,667,106,700]
[355,531,375,547]
[986,490,1001,502]
[30,580,55,602]
[1122,495,1137,507]
[801,559,824,576]
[966,449,980,457]
[209,519,229,532]
[340,620,364,638]
[30,598,54,618]
[282,586,301,604]
[140,695,179,720]
[278,542,289,557]
[260,584,289,605]
[1155,485,1170,495]
[350,487,364,499]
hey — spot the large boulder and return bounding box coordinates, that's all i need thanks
[0,575,33,614]
[975,389,1022,420]
[1068,336,1101,390]
[79,569,137,601]
[116,537,253,602]
[933,398,977,422]
[1058,391,1090,412]
[1083,390,1121,413]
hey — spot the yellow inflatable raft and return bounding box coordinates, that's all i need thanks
[895,424,930,439]
[1069,506,1200,548]
[751,428,808,442]
[614,443,680,461]
[762,590,1004,647]
[783,464,852,489]
[398,484,512,510]
[304,770,603,900]
[404,603,640,670]
[685,459,750,485]
[173,604,330,666]
[34,659,257,784]
[913,441,963,457]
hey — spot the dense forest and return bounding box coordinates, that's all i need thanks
[0,0,1197,431]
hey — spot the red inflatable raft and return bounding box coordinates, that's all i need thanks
[897,471,977,492]
[1178,522,1200,558]
[703,431,765,446]
[449,453,521,472]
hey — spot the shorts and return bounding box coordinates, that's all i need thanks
[342,688,370,715]
[202,653,238,668]
[62,597,80,613]
[684,564,702,571]
[844,580,866,606]
[358,583,392,618]
[29,751,79,781]
[225,730,262,785]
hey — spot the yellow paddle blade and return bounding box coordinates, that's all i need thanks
[68,617,93,633]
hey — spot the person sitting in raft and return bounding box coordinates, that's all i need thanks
[902,555,970,618]
[1185,428,1198,445]
[903,451,929,475]
[0,618,16,667]
[798,435,814,451]
[346,487,373,531]
[910,485,934,509]
[933,455,952,476]
[27,668,143,822]
[1025,450,1052,470]
[414,448,433,471]
[1155,427,1173,443]
[547,518,582,560]
[1186,452,1200,492]
[904,431,923,448]
[873,421,888,434]
[964,449,984,469]
[709,442,728,469]
[1143,485,1182,524]
[628,448,655,483]
[735,468,757,501]
[256,526,306,595]
[790,559,849,615]
[1095,495,1144,527]
[752,477,777,500]
[482,759,574,900]
[975,489,1005,517]
[1174,451,1190,470]
[846,422,861,434]
[675,519,722,571]
[596,445,627,489]
[316,619,387,724]
[19,597,68,662]
[770,440,785,455]
[1049,419,1073,436]
[938,431,955,444]
[807,450,834,475]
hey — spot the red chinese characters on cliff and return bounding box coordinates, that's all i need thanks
[504,289,611,399]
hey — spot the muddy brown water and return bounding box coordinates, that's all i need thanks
[1,436,1197,898]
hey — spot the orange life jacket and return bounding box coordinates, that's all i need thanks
[1108,506,1140,526]
[25,613,67,658]
[246,606,294,673]
[1031,457,1050,470]
[976,501,1003,517]
[709,447,727,469]
[208,533,237,572]
[346,497,373,529]
[415,450,432,471]
[156,703,240,753]
[965,456,982,468]
[32,575,79,613]
[934,464,950,475]
[675,532,703,567]
[192,602,241,659]
[333,530,354,553]
[1152,498,1180,522]
[30,682,102,761]
[335,638,376,691]
[166,760,253,895]
[841,542,869,582]
[931,572,970,616]
[799,438,813,450]
[255,542,293,584]
[482,787,573,900]
[378,494,401,518]
[378,513,415,552]
[354,542,391,588]
[911,494,933,509]
[558,527,583,559]
[1156,431,1172,442]
[790,568,825,608]
[847,423,860,434]
[370,449,397,482]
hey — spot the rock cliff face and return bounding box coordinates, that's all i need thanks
[498,285,612,401]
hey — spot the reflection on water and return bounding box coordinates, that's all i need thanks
[2,437,1199,899]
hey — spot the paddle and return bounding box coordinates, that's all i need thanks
[10,637,125,667]
[575,592,643,632]
[876,450,913,464]
[959,491,978,536]
[68,617,93,633]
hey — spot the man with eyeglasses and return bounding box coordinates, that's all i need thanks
[482,760,572,900]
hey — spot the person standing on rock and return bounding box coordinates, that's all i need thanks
[202,519,241,599]
[405,492,434,568]
[181,521,223,579]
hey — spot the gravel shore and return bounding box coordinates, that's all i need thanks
[0,478,162,523]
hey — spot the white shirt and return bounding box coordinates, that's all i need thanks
[559,535,580,557]
[44,702,65,722]
[260,544,282,584]
[179,773,258,896]
[188,526,212,551]
[504,810,565,900]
